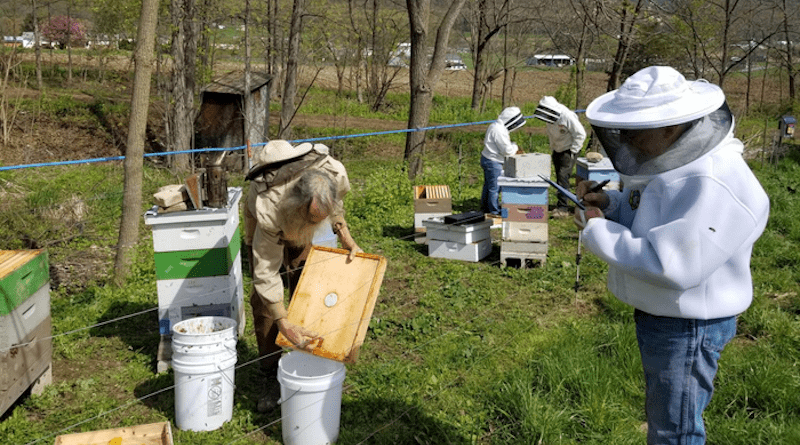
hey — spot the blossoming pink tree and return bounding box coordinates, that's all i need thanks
[40,16,88,49]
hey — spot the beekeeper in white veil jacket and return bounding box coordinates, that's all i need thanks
[481,106,525,216]
[533,96,587,217]
[576,66,769,445]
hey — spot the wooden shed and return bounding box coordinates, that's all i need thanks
[194,71,272,170]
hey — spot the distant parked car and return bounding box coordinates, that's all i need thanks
[445,54,467,71]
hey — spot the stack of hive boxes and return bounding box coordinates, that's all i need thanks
[144,187,245,373]
[499,153,551,267]
[576,156,621,191]
[1,249,52,416]
[422,212,493,262]
[413,185,452,242]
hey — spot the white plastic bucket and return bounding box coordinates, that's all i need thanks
[278,351,346,445]
[171,316,238,432]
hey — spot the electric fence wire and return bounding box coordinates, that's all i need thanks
[17,240,515,445]
[0,118,502,172]
[5,116,564,444]
[10,198,515,443]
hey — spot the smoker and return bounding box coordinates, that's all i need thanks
[779,115,796,140]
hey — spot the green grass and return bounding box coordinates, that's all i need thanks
[1,95,799,445]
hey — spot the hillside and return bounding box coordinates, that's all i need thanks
[0,61,609,167]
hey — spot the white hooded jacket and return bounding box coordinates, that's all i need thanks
[581,120,769,320]
[538,96,586,154]
[482,107,523,163]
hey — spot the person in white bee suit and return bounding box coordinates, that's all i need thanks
[533,96,587,217]
[481,106,525,216]
[576,66,770,445]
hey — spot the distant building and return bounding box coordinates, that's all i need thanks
[3,32,54,48]
[527,54,575,67]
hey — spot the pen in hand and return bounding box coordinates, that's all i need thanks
[588,180,610,194]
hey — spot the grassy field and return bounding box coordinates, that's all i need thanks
[1,69,799,444]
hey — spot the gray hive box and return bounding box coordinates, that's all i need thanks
[503,153,551,178]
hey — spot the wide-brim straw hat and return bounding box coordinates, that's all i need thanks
[586,66,726,129]
[246,140,314,180]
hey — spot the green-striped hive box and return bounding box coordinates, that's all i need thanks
[144,188,245,345]
[0,249,52,416]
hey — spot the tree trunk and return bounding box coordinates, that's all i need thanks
[606,0,643,92]
[405,0,467,179]
[470,0,487,109]
[782,0,795,100]
[31,0,42,90]
[244,0,252,166]
[470,0,507,110]
[66,0,73,83]
[113,0,160,285]
[279,0,304,139]
[169,0,197,172]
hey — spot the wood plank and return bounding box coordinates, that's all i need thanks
[54,422,173,445]
[276,246,387,363]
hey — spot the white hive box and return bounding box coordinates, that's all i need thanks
[414,212,451,232]
[155,252,243,334]
[428,238,493,262]
[502,221,549,243]
[503,152,551,178]
[144,187,244,372]
[501,240,548,255]
[422,217,492,244]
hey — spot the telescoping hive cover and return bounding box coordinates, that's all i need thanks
[276,246,387,363]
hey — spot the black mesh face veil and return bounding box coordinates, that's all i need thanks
[533,104,560,124]
[590,102,731,176]
[504,112,526,131]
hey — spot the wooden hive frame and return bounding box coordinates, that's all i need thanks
[276,246,387,363]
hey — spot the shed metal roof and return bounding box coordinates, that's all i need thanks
[202,71,271,95]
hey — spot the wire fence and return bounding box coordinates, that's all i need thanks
[3,114,559,445]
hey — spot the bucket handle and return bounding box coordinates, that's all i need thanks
[216,345,237,389]
[277,388,301,405]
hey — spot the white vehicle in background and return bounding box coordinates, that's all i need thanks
[445,54,467,71]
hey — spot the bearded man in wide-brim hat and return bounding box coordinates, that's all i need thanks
[244,139,362,412]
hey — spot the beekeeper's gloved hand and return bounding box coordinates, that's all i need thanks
[574,206,605,229]
[276,318,322,351]
[576,180,610,210]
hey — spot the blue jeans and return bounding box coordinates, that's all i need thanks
[481,156,503,215]
[634,310,737,445]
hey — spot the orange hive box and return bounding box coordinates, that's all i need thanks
[276,246,387,363]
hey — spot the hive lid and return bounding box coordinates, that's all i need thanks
[276,246,387,363]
